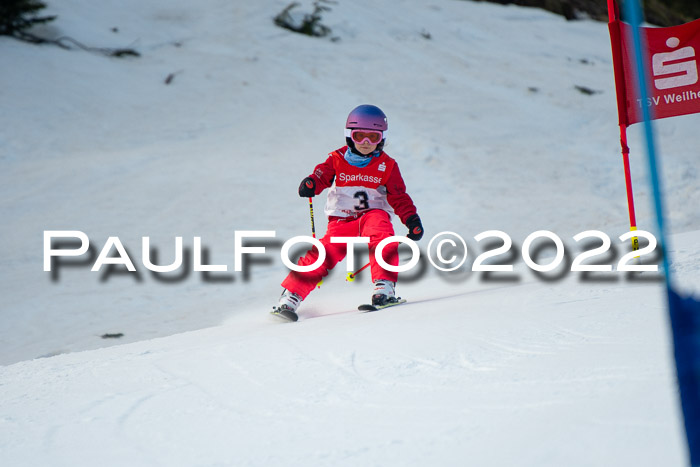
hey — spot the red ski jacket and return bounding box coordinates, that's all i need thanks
[306,146,417,225]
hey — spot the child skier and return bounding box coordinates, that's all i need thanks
[272,105,423,321]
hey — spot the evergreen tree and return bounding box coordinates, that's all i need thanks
[0,0,56,37]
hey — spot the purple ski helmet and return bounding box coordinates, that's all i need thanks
[345,105,388,153]
[345,104,388,131]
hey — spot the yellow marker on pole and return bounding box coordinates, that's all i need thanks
[630,225,639,249]
[346,262,370,282]
[629,225,641,261]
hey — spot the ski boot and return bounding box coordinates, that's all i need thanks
[271,289,302,322]
[371,280,401,307]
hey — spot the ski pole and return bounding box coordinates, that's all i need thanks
[346,235,414,282]
[308,197,323,288]
[308,197,316,239]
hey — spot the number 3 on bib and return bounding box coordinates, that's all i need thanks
[354,191,369,211]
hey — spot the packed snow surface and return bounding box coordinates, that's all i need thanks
[2,0,699,465]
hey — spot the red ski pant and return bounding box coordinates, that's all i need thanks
[281,209,399,299]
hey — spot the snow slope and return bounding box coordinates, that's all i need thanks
[0,273,691,466]
[1,0,699,465]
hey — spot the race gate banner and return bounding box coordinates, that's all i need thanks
[609,17,700,125]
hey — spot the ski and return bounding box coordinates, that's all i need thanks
[270,307,299,322]
[358,298,407,312]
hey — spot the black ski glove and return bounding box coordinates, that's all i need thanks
[406,214,424,241]
[298,177,316,197]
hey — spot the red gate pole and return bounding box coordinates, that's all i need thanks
[608,0,640,251]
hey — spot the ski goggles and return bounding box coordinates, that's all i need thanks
[345,128,384,145]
